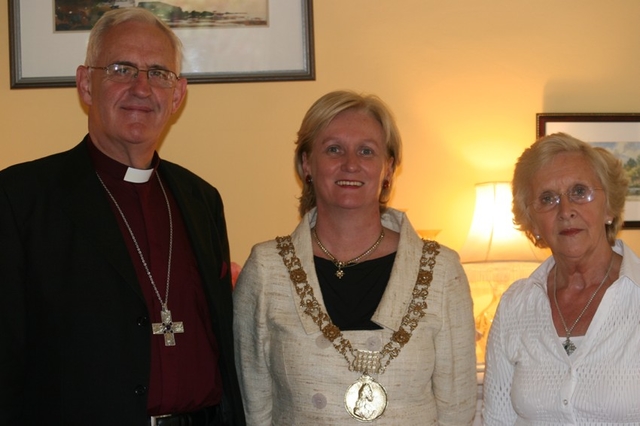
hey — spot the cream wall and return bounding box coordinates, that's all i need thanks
[2,0,639,265]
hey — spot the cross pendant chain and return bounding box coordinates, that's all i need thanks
[97,172,183,347]
[152,305,184,346]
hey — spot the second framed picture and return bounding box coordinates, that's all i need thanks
[537,113,640,229]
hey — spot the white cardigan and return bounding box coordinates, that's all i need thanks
[483,240,640,425]
[233,208,477,425]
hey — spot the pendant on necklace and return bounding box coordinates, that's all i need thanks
[562,337,576,356]
[335,261,346,279]
[344,373,387,422]
[152,305,184,346]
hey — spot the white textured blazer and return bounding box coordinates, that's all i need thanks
[234,208,477,425]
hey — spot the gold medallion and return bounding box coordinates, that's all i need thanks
[276,236,440,423]
[344,374,387,422]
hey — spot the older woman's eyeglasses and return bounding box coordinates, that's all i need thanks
[88,63,179,88]
[530,184,602,212]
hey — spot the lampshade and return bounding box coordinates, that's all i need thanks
[459,182,544,264]
[460,182,546,364]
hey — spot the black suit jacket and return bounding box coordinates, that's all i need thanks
[0,139,245,426]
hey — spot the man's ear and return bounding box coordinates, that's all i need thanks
[171,77,188,114]
[76,65,93,106]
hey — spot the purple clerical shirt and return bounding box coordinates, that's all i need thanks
[88,139,223,415]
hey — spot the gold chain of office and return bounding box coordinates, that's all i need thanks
[276,235,440,374]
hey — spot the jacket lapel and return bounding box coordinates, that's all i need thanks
[158,163,227,316]
[59,142,144,301]
[372,212,425,331]
[289,211,330,335]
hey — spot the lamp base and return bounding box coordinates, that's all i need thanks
[463,262,541,363]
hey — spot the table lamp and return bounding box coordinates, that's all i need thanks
[459,182,546,363]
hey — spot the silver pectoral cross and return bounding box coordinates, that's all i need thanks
[152,305,184,346]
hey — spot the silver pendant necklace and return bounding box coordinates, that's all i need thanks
[312,228,385,279]
[96,171,184,346]
[553,256,614,355]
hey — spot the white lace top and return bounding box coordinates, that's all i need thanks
[482,240,640,425]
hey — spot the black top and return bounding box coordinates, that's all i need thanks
[315,252,396,331]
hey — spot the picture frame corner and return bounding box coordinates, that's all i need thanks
[536,112,640,229]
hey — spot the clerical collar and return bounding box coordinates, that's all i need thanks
[85,136,160,183]
[124,167,154,183]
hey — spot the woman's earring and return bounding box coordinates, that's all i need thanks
[305,175,313,185]
[382,180,390,190]
[606,219,613,225]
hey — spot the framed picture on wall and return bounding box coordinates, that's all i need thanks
[536,113,640,229]
[9,0,315,89]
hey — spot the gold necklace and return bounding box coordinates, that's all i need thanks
[277,235,440,421]
[553,256,614,355]
[312,227,385,279]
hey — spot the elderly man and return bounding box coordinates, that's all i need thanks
[0,8,244,426]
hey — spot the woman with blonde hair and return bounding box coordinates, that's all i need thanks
[233,90,477,424]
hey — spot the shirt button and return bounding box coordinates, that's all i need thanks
[311,393,327,409]
[315,335,331,349]
[134,385,148,396]
[563,399,568,405]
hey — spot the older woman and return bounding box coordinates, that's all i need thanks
[483,132,640,424]
[233,90,477,425]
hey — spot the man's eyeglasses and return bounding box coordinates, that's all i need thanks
[530,184,602,212]
[88,63,179,88]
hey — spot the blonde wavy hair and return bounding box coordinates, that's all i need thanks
[294,90,402,217]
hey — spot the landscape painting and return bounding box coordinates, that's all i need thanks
[10,0,313,87]
[54,0,268,31]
